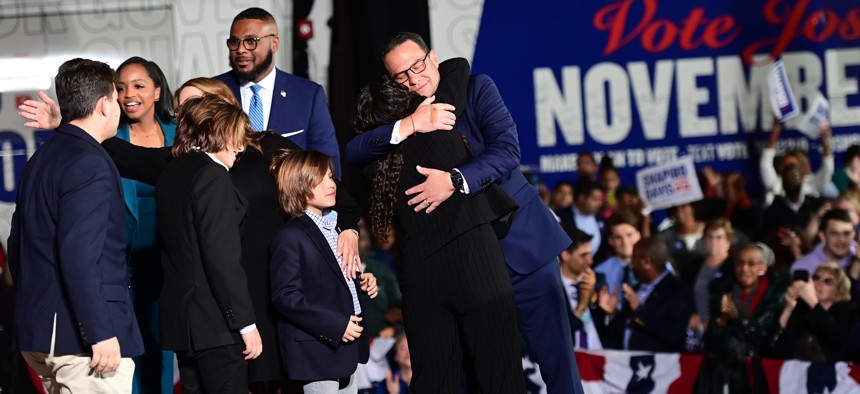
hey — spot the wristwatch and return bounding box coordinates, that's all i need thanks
[450,170,464,192]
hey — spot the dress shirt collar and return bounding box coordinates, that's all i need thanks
[240,68,276,93]
[305,209,338,232]
[204,152,228,171]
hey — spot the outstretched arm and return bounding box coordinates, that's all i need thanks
[101,138,171,186]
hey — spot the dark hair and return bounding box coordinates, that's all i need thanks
[269,149,334,218]
[233,7,275,24]
[634,237,672,273]
[616,185,639,199]
[606,210,641,233]
[667,201,702,220]
[561,223,593,251]
[574,179,603,199]
[116,56,174,124]
[845,145,860,166]
[54,58,117,123]
[382,32,429,59]
[353,76,413,132]
[819,208,854,233]
[552,180,574,193]
[354,76,417,243]
[577,151,596,163]
[172,95,253,157]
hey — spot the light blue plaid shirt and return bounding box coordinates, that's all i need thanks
[305,209,362,315]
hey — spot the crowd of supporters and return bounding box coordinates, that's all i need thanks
[543,122,860,391]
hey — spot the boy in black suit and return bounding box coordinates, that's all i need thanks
[269,150,377,393]
[156,95,262,393]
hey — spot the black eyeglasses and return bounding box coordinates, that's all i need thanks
[226,34,277,51]
[391,52,430,83]
[812,274,835,286]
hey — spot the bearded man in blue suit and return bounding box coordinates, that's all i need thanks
[345,32,583,394]
[215,7,341,176]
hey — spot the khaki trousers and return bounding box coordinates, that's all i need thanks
[21,314,135,393]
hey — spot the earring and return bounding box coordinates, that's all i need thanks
[758,271,765,276]
[154,98,159,102]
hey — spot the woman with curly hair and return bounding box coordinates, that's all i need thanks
[352,58,525,393]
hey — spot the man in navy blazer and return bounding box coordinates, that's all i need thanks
[8,58,143,392]
[215,7,341,176]
[344,33,582,393]
[594,237,694,353]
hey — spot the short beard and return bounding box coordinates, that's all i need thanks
[230,49,274,82]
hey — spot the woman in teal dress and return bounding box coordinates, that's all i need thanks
[115,56,176,394]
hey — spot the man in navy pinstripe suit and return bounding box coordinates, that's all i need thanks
[345,32,583,394]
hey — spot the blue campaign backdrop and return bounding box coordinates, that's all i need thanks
[472,0,860,196]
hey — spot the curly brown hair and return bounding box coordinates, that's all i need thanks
[354,77,414,243]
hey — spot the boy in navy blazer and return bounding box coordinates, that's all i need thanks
[269,150,377,393]
[8,58,143,392]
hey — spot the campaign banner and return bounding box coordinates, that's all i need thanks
[636,156,704,210]
[472,0,860,192]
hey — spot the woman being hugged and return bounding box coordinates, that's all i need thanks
[353,58,525,393]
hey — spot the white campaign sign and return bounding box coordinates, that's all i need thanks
[636,156,704,211]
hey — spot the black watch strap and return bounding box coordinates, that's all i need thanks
[450,170,464,192]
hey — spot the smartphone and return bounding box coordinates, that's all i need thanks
[595,272,607,293]
[793,269,810,282]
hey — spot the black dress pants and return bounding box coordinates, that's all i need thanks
[177,342,248,394]
[400,224,525,393]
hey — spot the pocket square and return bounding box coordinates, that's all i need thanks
[281,129,305,137]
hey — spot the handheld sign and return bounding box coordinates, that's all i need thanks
[636,156,704,211]
[796,93,830,139]
[769,60,800,121]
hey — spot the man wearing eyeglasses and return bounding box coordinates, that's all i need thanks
[792,208,857,273]
[215,7,341,177]
[344,32,584,394]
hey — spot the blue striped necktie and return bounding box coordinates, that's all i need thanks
[249,84,264,131]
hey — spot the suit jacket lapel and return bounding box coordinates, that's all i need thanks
[114,123,139,222]
[268,70,287,130]
[297,215,347,288]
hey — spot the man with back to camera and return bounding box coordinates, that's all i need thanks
[344,32,583,394]
[8,58,143,392]
[215,7,342,176]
